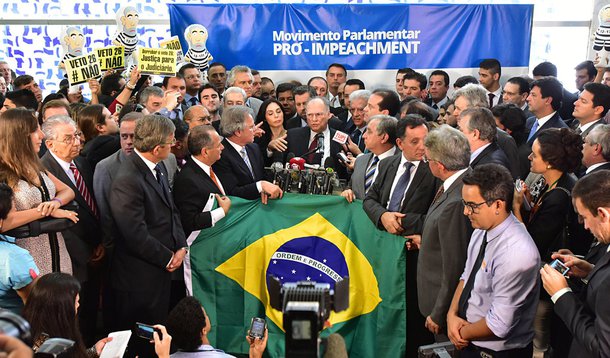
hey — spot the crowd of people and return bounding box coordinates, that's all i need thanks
[0,54,609,358]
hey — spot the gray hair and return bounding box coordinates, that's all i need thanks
[349,89,371,103]
[369,114,398,143]
[223,86,247,103]
[134,115,176,152]
[425,124,470,171]
[139,86,163,105]
[453,83,489,108]
[226,65,252,87]
[587,124,610,161]
[460,107,497,142]
[307,96,330,112]
[220,105,251,137]
[187,125,217,156]
[42,115,77,140]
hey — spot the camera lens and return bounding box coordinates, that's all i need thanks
[0,310,32,344]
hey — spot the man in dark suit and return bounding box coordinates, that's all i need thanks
[572,82,610,139]
[285,97,348,179]
[276,82,297,125]
[213,106,282,202]
[341,115,398,202]
[478,59,503,108]
[41,115,102,346]
[286,86,344,131]
[339,79,366,129]
[409,125,473,342]
[109,115,187,357]
[532,61,577,123]
[157,75,189,121]
[345,89,370,153]
[502,76,534,118]
[174,125,231,237]
[458,107,511,174]
[541,170,610,357]
[583,124,610,175]
[362,115,440,356]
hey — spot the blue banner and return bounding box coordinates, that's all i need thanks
[168,4,533,71]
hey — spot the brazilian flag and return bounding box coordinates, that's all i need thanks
[184,194,406,357]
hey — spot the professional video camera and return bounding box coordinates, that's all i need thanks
[268,276,349,358]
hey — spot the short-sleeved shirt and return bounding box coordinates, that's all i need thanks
[0,235,40,314]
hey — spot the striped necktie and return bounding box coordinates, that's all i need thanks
[69,163,98,219]
[364,156,380,193]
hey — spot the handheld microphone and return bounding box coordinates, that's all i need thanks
[289,157,306,170]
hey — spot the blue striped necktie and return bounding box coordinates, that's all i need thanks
[364,156,379,193]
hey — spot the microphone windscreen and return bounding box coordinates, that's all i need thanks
[323,333,348,358]
[323,156,335,169]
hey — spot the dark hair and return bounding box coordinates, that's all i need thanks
[460,107,497,142]
[396,114,429,140]
[572,170,610,216]
[293,85,316,98]
[78,104,106,142]
[251,69,260,77]
[255,98,283,124]
[0,183,13,219]
[5,89,38,111]
[574,60,597,80]
[454,75,479,88]
[187,125,216,155]
[371,89,400,117]
[276,82,296,95]
[479,58,501,76]
[100,73,123,97]
[531,77,564,111]
[178,63,198,76]
[326,63,347,77]
[537,128,583,173]
[532,62,558,77]
[402,100,434,122]
[403,72,427,90]
[583,82,610,117]
[22,273,88,358]
[39,95,68,124]
[13,74,34,89]
[429,70,450,87]
[208,62,226,71]
[462,163,514,212]
[491,103,527,135]
[506,77,530,95]
[397,68,414,76]
[166,296,207,352]
[173,118,189,141]
[199,83,220,97]
[307,76,327,87]
[162,74,185,89]
[345,79,365,89]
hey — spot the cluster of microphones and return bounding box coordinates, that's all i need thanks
[265,134,347,195]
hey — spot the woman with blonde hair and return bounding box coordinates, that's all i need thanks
[0,108,77,274]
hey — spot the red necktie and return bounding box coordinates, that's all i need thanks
[209,168,224,195]
[69,163,99,220]
[307,134,319,164]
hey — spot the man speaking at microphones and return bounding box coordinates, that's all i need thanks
[285,96,348,180]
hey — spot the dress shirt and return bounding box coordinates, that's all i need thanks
[576,118,602,135]
[158,106,184,121]
[191,156,226,227]
[225,139,263,193]
[184,93,200,107]
[386,155,420,209]
[531,112,557,136]
[460,214,540,351]
[134,149,158,179]
[432,96,449,109]
[370,146,397,184]
[170,344,235,357]
[443,168,468,192]
[49,151,76,186]
[485,88,503,107]
[586,162,610,174]
[469,143,492,164]
[307,127,331,166]
[327,91,341,108]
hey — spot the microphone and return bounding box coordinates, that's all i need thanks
[289,157,305,170]
[323,156,335,170]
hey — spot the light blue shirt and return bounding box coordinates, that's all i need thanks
[0,235,40,315]
[460,214,540,351]
[170,344,235,357]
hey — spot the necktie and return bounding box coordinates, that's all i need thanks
[189,97,198,107]
[364,156,380,193]
[575,126,583,135]
[307,134,320,164]
[432,103,438,110]
[240,147,254,178]
[458,232,488,319]
[432,185,445,205]
[488,93,495,109]
[527,120,539,142]
[388,162,414,212]
[209,167,224,195]
[69,163,98,219]
[352,130,362,148]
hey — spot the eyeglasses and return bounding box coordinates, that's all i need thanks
[461,199,490,214]
[56,132,82,145]
[421,155,439,164]
[160,138,177,146]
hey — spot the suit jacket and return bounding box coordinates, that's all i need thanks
[495,129,520,179]
[346,148,399,200]
[363,154,440,235]
[554,251,610,357]
[109,153,186,292]
[247,97,263,117]
[285,115,306,130]
[41,152,101,283]
[417,169,473,327]
[173,158,223,236]
[559,89,577,123]
[470,142,511,172]
[521,113,568,178]
[213,138,265,200]
[285,126,348,180]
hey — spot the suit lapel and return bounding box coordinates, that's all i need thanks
[586,251,610,283]
[186,160,221,193]
[132,154,170,207]
[471,143,493,168]
[223,139,253,179]
[380,155,401,204]
[401,162,428,211]
[43,153,92,216]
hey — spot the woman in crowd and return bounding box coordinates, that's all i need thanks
[164,296,267,358]
[512,127,583,358]
[77,104,120,168]
[22,272,111,357]
[0,108,77,275]
[254,98,287,167]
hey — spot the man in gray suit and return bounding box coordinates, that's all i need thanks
[407,125,473,342]
[227,65,262,117]
[341,114,398,202]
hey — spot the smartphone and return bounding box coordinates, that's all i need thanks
[515,179,523,193]
[549,259,570,277]
[249,317,266,340]
[135,322,162,341]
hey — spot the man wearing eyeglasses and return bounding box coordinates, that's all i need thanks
[40,115,103,346]
[179,63,202,108]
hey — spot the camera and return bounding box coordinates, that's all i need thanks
[35,338,76,358]
[0,310,32,345]
[550,259,570,277]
